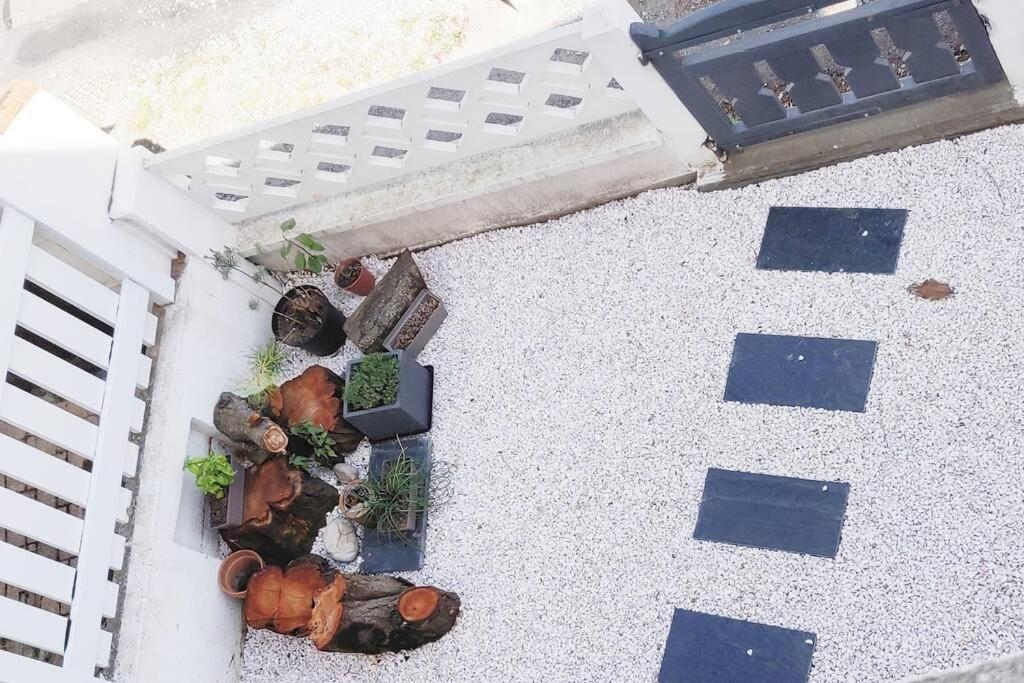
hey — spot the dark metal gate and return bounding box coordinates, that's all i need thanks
[631,0,1005,151]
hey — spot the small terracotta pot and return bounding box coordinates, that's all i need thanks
[218,550,265,599]
[334,258,375,296]
[339,481,374,527]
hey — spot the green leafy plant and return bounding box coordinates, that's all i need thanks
[279,219,330,273]
[289,420,337,463]
[184,452,235,498]
[344,353,399,411]
[239,342,284,409]
[288,453,312,472]
[360,447,425,533]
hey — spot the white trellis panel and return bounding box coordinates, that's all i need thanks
[147,21,637,221]
[0,204,165,683]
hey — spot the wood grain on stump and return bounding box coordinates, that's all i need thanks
[268,365,361,456]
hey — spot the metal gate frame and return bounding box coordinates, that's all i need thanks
[631,0,1006,150]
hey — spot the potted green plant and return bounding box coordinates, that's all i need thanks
[338,451,425,534]
[271,220,347,356]
[342,351,432,441]
[334,258,376,296]
[184,451,246,530]
[383,289,447,359]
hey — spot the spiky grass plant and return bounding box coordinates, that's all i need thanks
[361,445,425,533]
[240,341,284,409]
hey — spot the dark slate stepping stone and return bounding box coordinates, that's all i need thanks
[756,206,907,274]
[360,436,432,574]
[694,468,850,558]
[724,333,877,412]
[658,609,816,683]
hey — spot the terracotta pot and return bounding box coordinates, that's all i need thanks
[334,258,375,296]
[339,481,374,527]
[218,550,265,599]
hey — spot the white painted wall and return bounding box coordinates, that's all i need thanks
[974,0,1024,104]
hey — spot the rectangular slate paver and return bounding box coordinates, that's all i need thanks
[658,609,816,683]
[756,206,907,274]
[694,468,850,558]
[724,333,878,412]
[360,435,432,574]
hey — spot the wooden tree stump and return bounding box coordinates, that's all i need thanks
[219,457,338,565]
[244,555,461,654]
[214,392,288,464]
[268,365,362,457]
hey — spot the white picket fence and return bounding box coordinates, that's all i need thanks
[0,204,163,681]
[147,21,638,221]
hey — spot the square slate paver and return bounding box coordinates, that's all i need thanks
[756,206,907,274]
[694,468,850,558]
[658,609,816,683]
[359,435,432,574]
[724,333,877,412]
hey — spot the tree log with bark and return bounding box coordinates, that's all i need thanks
[244,555,460,654]
[219,456,338,565]
[268,366,362,458]
[213,392,288,464]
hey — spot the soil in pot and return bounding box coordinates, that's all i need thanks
[391,293,440,351]
[335,259,375,296]
[208,495,228,528]
[272,286,346,356]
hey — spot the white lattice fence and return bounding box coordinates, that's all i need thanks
[147,21,637,221]
[0,204,162,682]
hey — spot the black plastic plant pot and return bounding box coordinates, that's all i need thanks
[272,285,346,356]
[342,351,433,441]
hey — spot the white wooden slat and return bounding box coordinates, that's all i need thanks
[0,384,98,460]
[64,281,149,676]
[144,313,158,347]
[123,441,140,478]
[17,291,112,370]
[8,336,105,413]
[109,533,127,571]
[0,541,75,604]
[0,594,67,655]
[117,486,132,524]
[24,244,119,326]
[130,396,146,432]
[0,486,82,555]
[103,581,119,619]
[0,209,35,412]
[136,352,152,390]
[0,649,97,683]
[0,432,90,506]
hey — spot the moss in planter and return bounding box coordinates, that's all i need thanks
[345,353,399,411]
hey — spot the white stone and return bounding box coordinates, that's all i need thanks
[322,517,358,564]
[333,463,360,484]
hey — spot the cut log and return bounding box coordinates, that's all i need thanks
[343,250,426,352]
[219,456,338,565]
[214,392,288,461]
[246,555,460,654]
[268,366,362,457]
[245,555,330,636]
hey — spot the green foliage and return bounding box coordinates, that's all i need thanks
[207,246,240,280]
[279,219,329,273]
[184,452,235,498]
[239,342,284,409]
[289,420,337,463]
[361,448,426,532]
[288,453,312,472]
[344,353,399,411]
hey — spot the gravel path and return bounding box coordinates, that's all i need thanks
[243,123,1024,682]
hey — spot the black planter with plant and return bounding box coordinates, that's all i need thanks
[272,285,346,356]
[342,351,432,441]
[184,451,247,530]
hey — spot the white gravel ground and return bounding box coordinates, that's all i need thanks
[242,124,1024,682]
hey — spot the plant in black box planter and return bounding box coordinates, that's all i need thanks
[272,285,346,356]
[342,351,432,441]
[184,451,247,530]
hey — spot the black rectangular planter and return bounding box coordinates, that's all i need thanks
[342,351,433,441]
[209,455,246,531]
[383,288,448,359]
